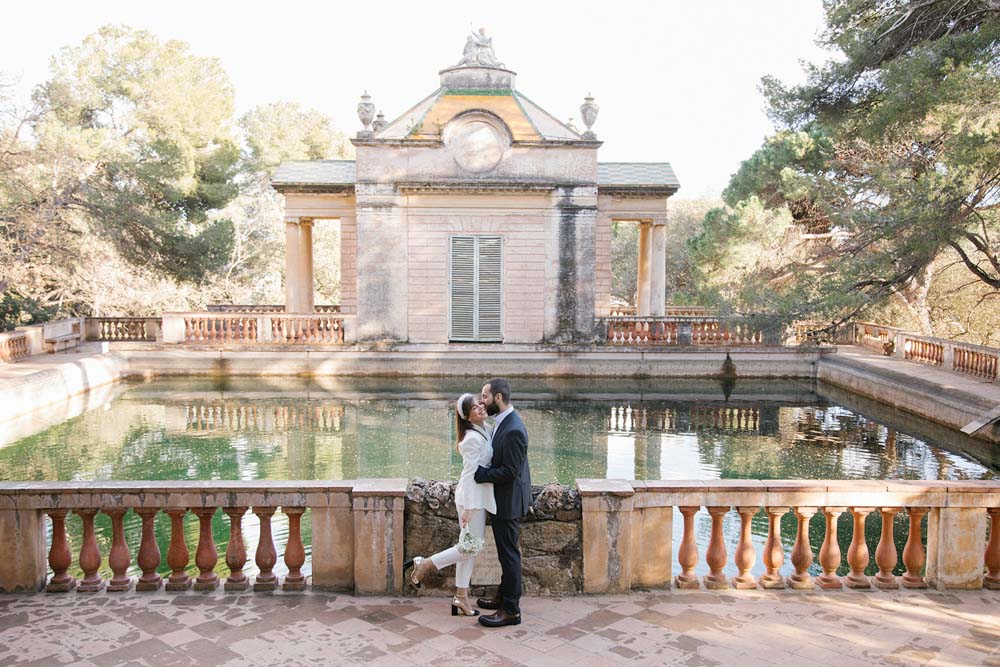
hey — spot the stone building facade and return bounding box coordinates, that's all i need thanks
[272,32,679,344]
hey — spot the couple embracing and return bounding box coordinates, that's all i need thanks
[404,378,531,628]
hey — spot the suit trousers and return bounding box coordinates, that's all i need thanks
[428,506,486,588]
[491,516,522,615]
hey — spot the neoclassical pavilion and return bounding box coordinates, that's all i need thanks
[272,32,679,344]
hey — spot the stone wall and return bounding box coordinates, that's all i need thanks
[403,193,550,344]
[404,479,582,596]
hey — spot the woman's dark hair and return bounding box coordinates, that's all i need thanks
[455,394,476,452]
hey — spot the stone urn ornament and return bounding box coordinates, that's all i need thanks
[580,93,599,139]
[372,111,387,132]
[357,92,375,135]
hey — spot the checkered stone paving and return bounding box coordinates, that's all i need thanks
[0,589,997,666]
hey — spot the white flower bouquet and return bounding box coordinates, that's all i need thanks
[456,528,485,556]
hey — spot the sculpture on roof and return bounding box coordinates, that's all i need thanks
[455,28,505,69]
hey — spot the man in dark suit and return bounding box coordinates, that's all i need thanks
[474,377,531,627]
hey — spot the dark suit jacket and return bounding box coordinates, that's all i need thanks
[474,409,532,519]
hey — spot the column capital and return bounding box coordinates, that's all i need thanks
[299,217,315,226]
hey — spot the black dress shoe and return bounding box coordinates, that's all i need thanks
[478,609,521,627]
[476,596,500,610]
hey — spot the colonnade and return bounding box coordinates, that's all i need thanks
[284,217,315,313]
[635,221,667,316]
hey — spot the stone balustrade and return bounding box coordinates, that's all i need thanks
[0,318,85,362]
[206,304,341,314]
[0,480,405,594]
[579,479,1000,594]
[0,331,31,363]
[2,478,997,596]
[85,317,161,342]
[853,321,999,382]
[160,312,354,345]
[597,316,771,347]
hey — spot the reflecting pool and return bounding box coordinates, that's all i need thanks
[1,376,996,483]
[2,376,995,582]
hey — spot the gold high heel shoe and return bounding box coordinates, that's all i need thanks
[451,588,479,616]
[404,556,437,588]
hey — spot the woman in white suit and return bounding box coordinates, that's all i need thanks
[404,393,495,616]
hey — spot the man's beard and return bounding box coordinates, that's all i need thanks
[486,402,500,416]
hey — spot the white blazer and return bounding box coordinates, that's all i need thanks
[454,425,496,514]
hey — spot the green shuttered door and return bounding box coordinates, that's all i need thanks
[449,235,503,342]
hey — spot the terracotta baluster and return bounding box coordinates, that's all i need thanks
[45,509,75,592]
[134,508,162,591]
[817,507,845,589]
[788,507,817,589]
[675,506,700,589]
[760,506,788,589]
[105,508,133,592]
[985,508,1000,590]
[223,507,249,592]
[704,506,730,589]
[165,508,192,591]
[192,508,219,590]
[732,506,758,589]
[76,509,105,592]
[253,506,279,591]
[283,507,307,591]
[845,507,874,589]
[901,507,928,589]
[874,507,901,589]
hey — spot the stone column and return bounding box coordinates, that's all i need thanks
[355,185,408,340]
[629,489,672,589]
[284,217,302,312]
[352,479,406,594]
[649,223,667,316]
[636,223,651,316]
[298,218,315,313]
[310,485,355,591]
[926,507,986,589]
[579,479,634,593]
[0,508,46,593]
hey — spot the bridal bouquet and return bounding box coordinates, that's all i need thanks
[457,528,485,556]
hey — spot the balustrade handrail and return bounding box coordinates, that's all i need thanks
[1,478,997,595]
[163,311,351,318]
[206,304,342,313]
[579,478,1000,594]
[850,320,999,381]
[852,321,1000,355]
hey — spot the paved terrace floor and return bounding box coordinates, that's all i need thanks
[0,590,997,666]
[0,343,107,381]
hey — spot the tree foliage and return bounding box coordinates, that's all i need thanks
[691,0,1000,336]
[35,26,241,281]
[0,27,350,329]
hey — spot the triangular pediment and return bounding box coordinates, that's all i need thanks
[375,88,582,143]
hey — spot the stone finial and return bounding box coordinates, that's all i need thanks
[357,91,375,137]
[372,111,387,132]
[566,117,579,133]
[580,93,599,140]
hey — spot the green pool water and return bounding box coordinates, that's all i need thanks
[1,376,994,581]
[2,376,995,484]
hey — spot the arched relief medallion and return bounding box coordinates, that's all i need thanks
[443,112,511,174]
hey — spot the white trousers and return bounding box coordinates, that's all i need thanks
[429,505,486,588]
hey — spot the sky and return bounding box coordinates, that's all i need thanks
[0,0,833,199]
